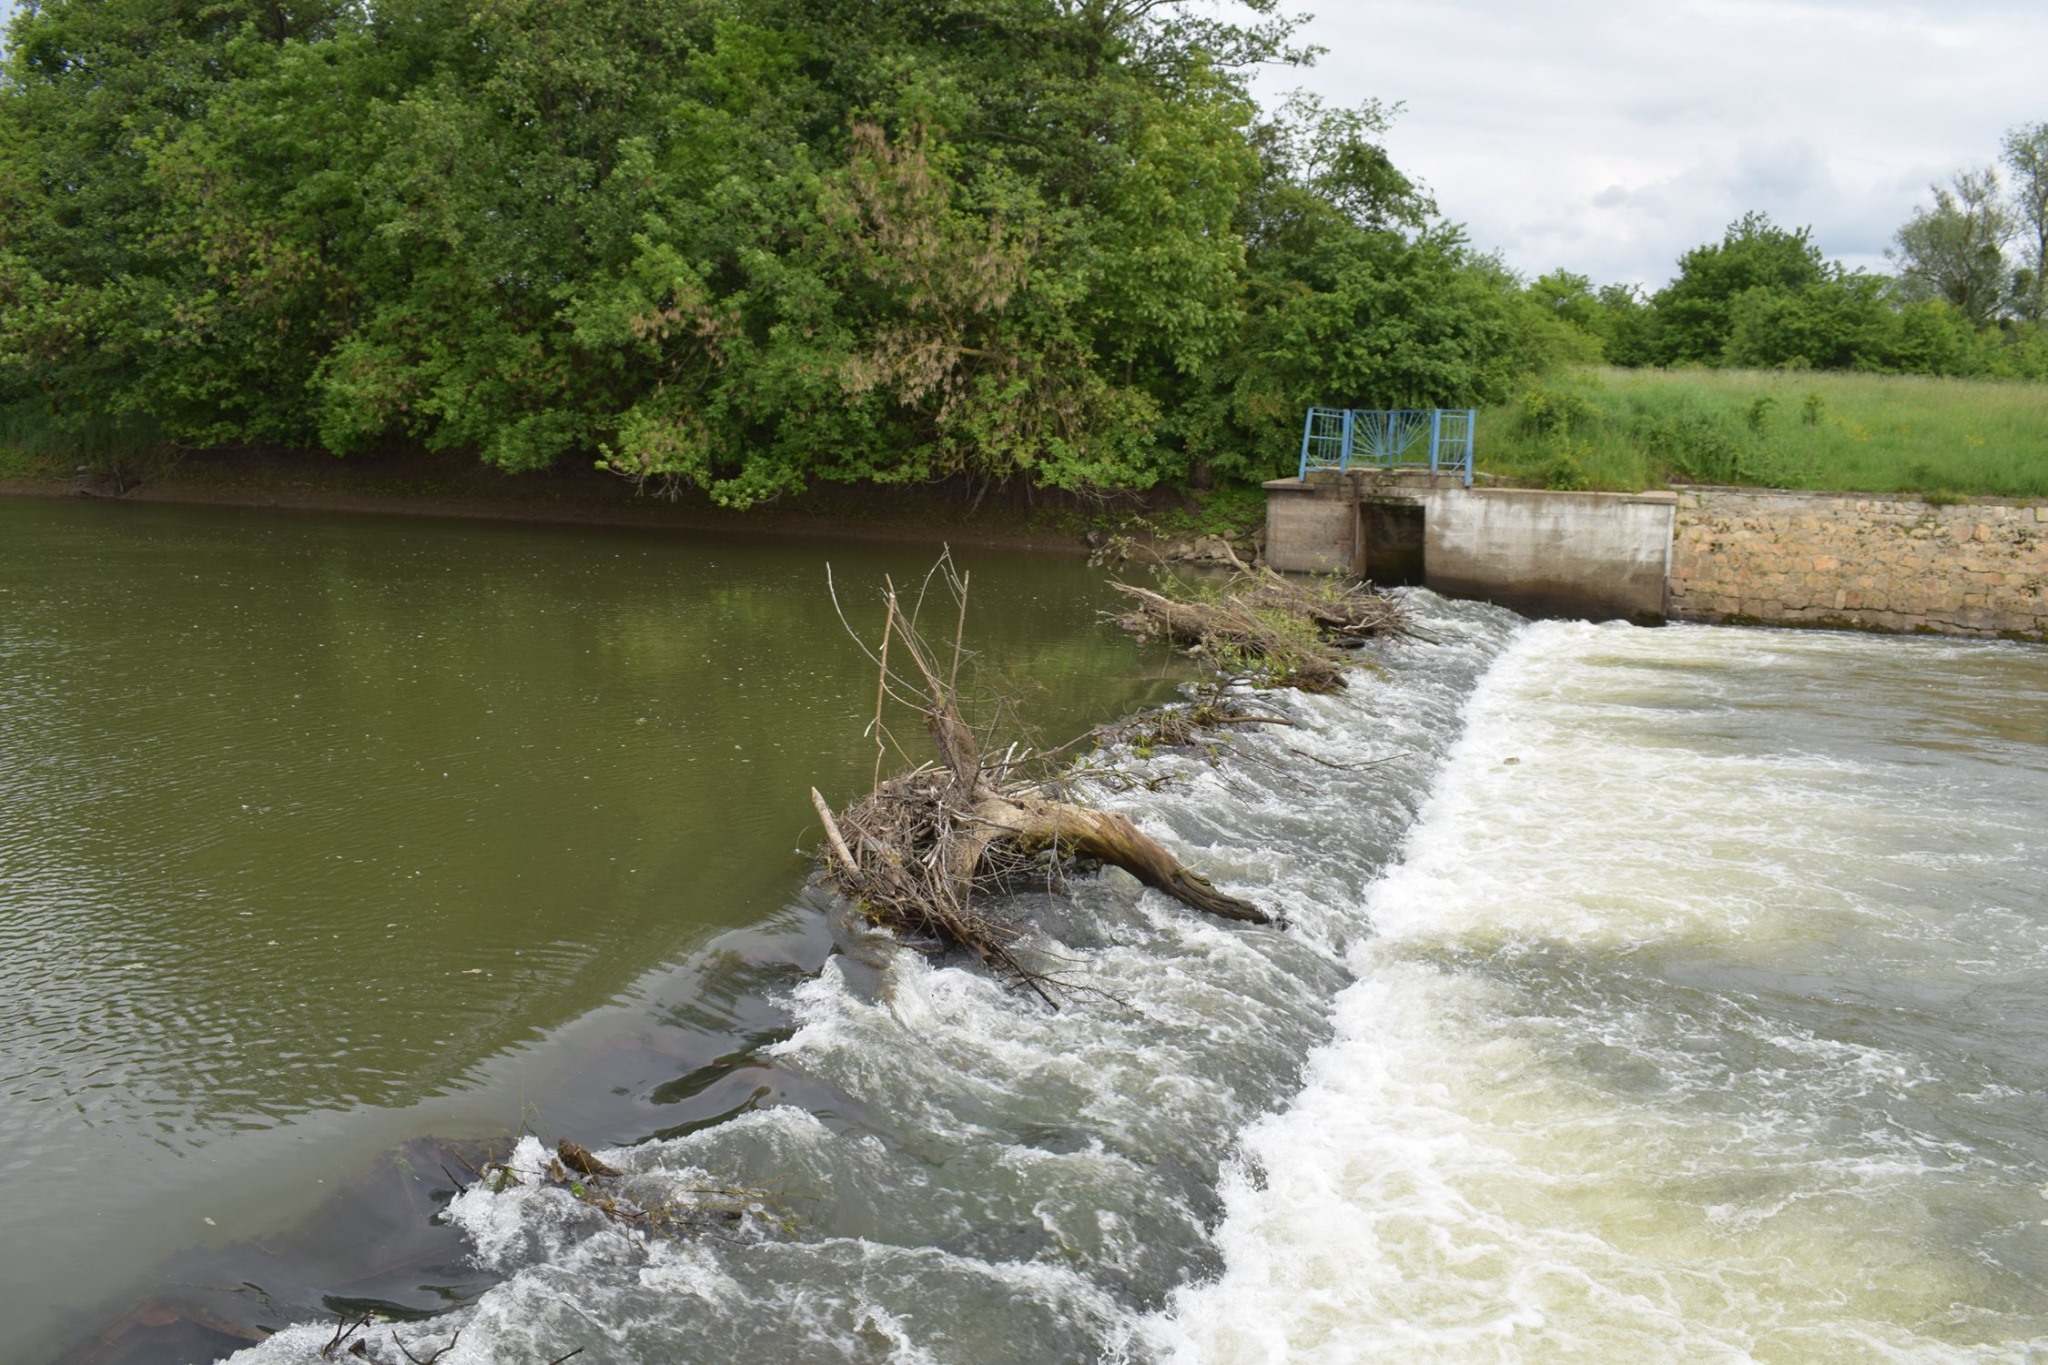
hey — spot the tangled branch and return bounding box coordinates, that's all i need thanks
[811,554,1273,1006]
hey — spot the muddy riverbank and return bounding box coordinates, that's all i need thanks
[0,447,1130,553]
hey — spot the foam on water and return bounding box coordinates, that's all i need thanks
[223,612,2048,1364]
[220,595,1520,1363]
[1153,621,2048,1364]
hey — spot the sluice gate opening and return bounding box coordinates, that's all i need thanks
[1359,499,1427,587]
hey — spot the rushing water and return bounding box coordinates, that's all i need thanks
[7,498,2047,1365]
[1157,623,2048,1363]
[228,595,2048,1365]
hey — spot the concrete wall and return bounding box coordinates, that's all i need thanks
[1670,488,2048,640]
[1415,485,1674,623]
[1265,477,2048,639]
[1264,478,1359,575]
[1264,476,1675,622]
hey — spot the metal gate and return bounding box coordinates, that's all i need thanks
[1297,407,1475,485]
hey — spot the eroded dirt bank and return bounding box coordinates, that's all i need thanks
[2,446,1122,552]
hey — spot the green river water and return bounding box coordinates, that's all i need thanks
[0,497,1176,1360]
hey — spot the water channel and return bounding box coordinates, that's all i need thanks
[4,496,2045,1363]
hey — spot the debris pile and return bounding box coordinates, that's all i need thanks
[1108,568,1407,692]
[809,557,1272,1005]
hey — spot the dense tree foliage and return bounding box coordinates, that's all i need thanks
[1647,212,1833,366]
[0,0,1561,501]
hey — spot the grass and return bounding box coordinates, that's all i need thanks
[0,444,57,480]
[1482,366,2048,499]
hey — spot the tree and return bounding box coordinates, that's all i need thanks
[2,0,1555,502]
[1510,269,1605,365]
[1526,269,1600,333]
[1722,273,1891,372]
[1182,221,1550,482]
[1645,212,1830,365]
[1889,167,2013,326]
[1241,89,1433,254]
[2002,121,2048,323]
[0,1,357,443]
[1886,299,1985,377]
[1592,282,1656,366]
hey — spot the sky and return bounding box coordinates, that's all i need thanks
[2,0,2042,293]
[1255,0,2048,289]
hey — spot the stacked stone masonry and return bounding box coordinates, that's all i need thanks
[1670,488,2048,640]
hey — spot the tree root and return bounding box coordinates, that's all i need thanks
[812,556,1273,1005]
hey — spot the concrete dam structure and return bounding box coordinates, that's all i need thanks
[1263,472,2048,640]
[1263,472,1678,624]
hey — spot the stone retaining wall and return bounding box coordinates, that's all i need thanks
[1670,488,2048,640]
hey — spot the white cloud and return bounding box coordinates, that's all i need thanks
[1255,0,2048,287]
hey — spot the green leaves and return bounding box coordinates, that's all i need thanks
[1649,212,1833,366]
[1,0,1555,498]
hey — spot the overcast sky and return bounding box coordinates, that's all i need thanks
[4,0,2042,292]
[1258,0,2048,289]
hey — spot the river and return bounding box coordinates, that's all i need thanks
[1157,621,2048,1362]
[0,498,1178,1361]
[5,498,2046,1363]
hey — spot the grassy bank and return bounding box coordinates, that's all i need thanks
[1482,366,2048,499]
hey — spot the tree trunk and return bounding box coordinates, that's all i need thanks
[970,792,1271,924]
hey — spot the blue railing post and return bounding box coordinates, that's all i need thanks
[1296,406,1477,482]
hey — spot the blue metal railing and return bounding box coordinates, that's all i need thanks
[1297,407,1476,486]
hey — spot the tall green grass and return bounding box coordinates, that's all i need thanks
[0,400,163,481]
[1483,367,2048,499]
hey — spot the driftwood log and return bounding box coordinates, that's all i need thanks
[811,559,1268,1003]
[1109,568,1408,693]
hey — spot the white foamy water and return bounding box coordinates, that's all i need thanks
[1154,621,2048,1364]
[220,595,1521,1364]
[222,610,2048,1365]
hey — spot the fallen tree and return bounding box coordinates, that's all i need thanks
[1108,566,1409,692]
[809,557,1271,1005]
